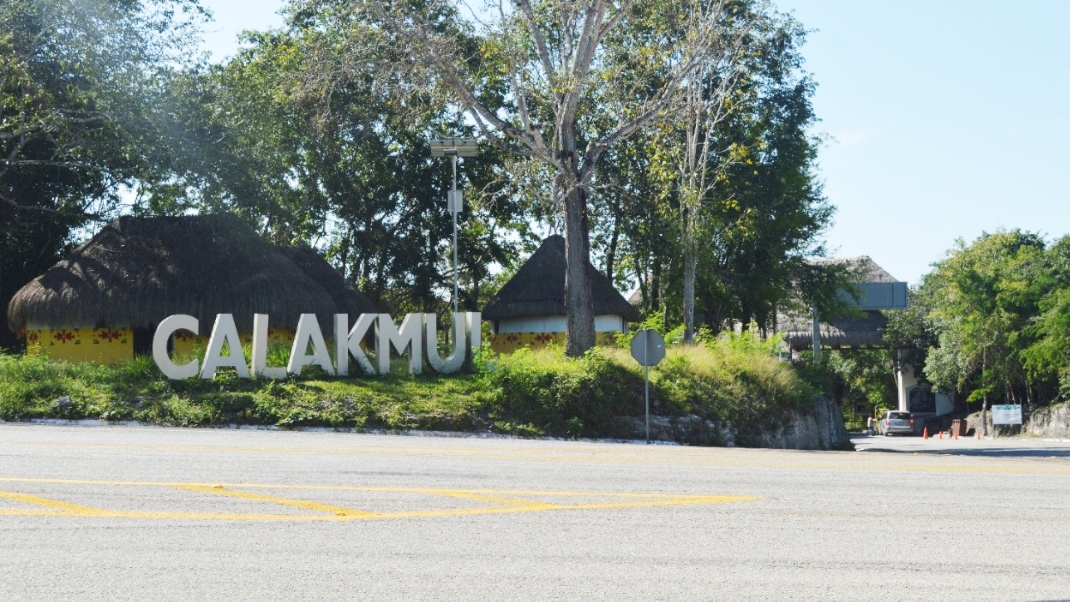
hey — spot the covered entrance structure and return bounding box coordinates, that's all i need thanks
[778,256,952,417]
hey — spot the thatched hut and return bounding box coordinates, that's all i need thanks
[482,235,639,353]
[7,214,377,363]
[776,256,907,351]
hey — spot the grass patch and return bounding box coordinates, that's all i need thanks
[0,333,816,445]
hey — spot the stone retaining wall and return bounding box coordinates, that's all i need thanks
[611,395,851,450]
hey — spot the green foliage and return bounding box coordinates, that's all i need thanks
[895,229,1070,411]
[480,347,637,437]
[0,0,206,350]
[825,349,896,421]
[146,14,533,315]
[0,336,814,445]
[595,11,837,336]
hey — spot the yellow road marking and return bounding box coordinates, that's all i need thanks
[0,490,108,515]
[0,478,740,498]
[0,478,756,522]
[170,485,377,518]
[429,491,562,509]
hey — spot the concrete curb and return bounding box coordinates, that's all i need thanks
[0,418,680,446]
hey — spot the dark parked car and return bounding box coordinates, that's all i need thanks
[879,411,914,436]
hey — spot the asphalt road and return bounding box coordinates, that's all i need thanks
[2,423,1070,601]
[855,430,1070,458]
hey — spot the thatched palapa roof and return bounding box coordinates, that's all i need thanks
[483,235,640,322]
[7,214,377,334]
[809,256,898,283]
[779,255,901,350]
[277,245,378,318]
[778,311,889,350]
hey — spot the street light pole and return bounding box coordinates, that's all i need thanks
[451,152,458,315]
[430,138,478,315]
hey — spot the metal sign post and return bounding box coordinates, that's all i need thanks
[630,329,666,444]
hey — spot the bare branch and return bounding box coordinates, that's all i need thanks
[514,0,558,88]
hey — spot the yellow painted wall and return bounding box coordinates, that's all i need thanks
[24,327,297,365]
[26,328,133,364]
[489,332,620,354]
[171,328,295,360]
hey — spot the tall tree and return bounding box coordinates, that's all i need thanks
[922,230,1046,430]
[602,12,834,335]
[0,0,205,349]
[147,15,530,313]
[1022,235,1070,401]
[665,2,758,343]
[304,0,762,355]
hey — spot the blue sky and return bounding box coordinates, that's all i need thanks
[197,0,1070,286]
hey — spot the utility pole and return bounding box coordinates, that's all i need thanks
[430,138,478,314]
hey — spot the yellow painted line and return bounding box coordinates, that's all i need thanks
[0,477,739,498]
[0,478,757,522]
[427,491,561,509]
[0,509,311,520]
[0,489,108,515]
[0,495,757,522]
[170,485,377,518]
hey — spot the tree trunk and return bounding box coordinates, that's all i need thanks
[605,207,621,284]
[635,261,649,314]
[651,260,662,312]
[981,348,989,436]
[563,183,596,357]
[682,249,697,343]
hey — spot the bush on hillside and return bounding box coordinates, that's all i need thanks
[0,335,815,444]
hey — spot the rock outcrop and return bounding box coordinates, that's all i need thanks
[610,415,737,446]
[961,404,1070,438]
[610,395,851,450]
[1024,403,1070,438]
[751,395,851,450]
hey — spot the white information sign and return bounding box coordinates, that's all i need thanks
[991,404,1023,425]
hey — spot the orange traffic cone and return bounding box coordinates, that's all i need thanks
[977,430,981,440]
[923,427,929,439]
[938,431,943,439]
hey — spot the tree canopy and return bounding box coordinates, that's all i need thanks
[3,0,843,358]
[0,0,205,349]
[884,230,1070,422]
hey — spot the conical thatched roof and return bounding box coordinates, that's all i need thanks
[809,256,899,283]
[483,235,640,322]
[7,215,377,334]
[277,245,378,317]
[777,255,902,350]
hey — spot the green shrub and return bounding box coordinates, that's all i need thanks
[0,334,815,446]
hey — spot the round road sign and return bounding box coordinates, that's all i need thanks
[630,329,666,367]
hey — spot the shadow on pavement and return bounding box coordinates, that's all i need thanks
[850,434,1070,459]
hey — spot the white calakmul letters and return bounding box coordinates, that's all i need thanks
[199,314,249,379]
[153,312,481,380]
